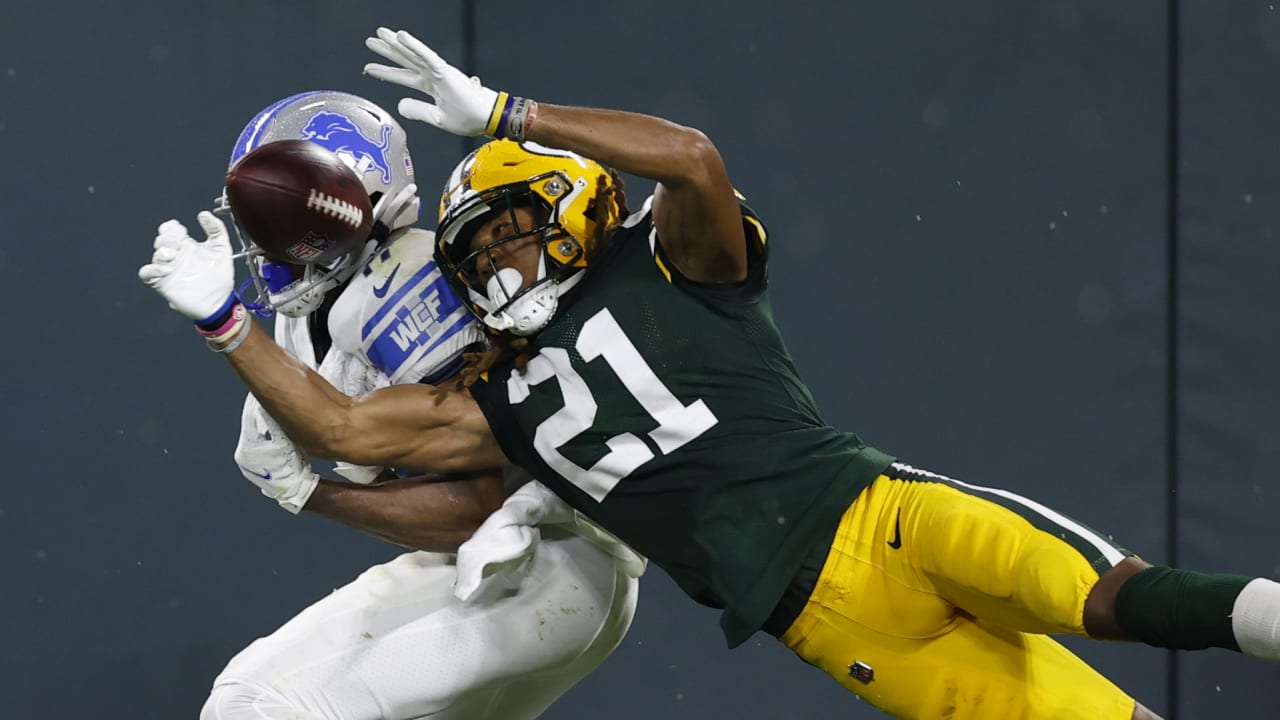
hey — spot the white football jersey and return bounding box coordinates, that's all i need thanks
[272,227,483,484]
[274,229,483,387]
[328,227,485,384]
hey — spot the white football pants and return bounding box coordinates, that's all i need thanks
[200,531,638,720]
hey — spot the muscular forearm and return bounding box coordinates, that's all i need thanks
[303,471,505,553]
[218,319,502,473]
[526,103,718,187]
[221,322,354,457]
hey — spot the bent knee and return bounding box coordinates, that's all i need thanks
[1010,540,1100,631]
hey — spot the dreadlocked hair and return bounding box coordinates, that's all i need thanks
[455,168,629,389]
[455,334,529,390]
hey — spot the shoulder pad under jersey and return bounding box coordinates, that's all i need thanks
[328,227,484,385]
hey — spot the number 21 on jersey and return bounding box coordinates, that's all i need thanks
[507,309,717,502]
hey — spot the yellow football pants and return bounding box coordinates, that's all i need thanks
[779,462,1136,719]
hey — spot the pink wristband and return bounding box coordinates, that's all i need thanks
[197,302,247,343]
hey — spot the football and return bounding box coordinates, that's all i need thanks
[225,139,374,265]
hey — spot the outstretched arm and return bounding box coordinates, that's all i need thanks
[525,104,748,282]
[364,28,748,282]
[138,212,504,474]
[224,321,504,473]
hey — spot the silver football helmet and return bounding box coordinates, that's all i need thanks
[216,90,420,317]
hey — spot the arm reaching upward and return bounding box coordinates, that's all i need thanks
[364,28,748,283]
[525,104,747,283]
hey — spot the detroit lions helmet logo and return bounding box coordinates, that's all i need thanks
[301,111,394,186]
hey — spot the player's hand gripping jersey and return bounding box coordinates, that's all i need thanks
[467,198,895,646]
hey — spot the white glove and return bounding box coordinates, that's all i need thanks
[364,27,500,137]
[453,481,575,602]
[233,394,319,514]
[138,212,236,322]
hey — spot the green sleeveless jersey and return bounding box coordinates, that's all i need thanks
[469,200,894,646]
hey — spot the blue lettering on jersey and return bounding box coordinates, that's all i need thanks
[364,272,470,378]
[361,262,441,338]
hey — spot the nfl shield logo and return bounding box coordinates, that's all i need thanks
[848,661,875,684]
[286,231,331,262]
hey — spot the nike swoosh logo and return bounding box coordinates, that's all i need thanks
[886,508,903,550]
[246,469,272,481]
[372,264,400,298]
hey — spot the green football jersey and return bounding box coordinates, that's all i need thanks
[469,200,894,647]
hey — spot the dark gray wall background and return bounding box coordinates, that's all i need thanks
[0,1,1273,717]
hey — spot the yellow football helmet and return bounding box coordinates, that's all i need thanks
[434,140,624,336]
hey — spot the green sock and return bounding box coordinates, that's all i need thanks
[1113,565,1250,651]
